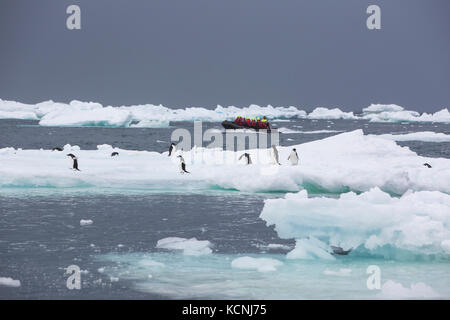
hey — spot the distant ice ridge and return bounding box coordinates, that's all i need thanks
[0,98,306,126]
[362,104,450,123]
[1,98,449,126]
[260,187,450,257]
[1,130,450,195]
[374,131,450,142]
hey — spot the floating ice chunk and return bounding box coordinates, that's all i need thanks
[286,237,335,260]
[0,277,21,287]
[363,104,404,113]
[260,188,450,256]
[307,107,356,120]
[80,219,93,226]
[231,256,283,272]
[156,237,212,256]
[323,268,352,276]
[378,280,440,299]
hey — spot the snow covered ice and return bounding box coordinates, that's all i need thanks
[260,187,450,257]
[1,130,449,195]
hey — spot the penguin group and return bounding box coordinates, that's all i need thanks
[56,140,303,174]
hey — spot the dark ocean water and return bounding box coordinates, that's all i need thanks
[0,119,449,299]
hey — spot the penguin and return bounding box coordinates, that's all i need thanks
[52,147,63,152]
[238,153,252,165]
[423,163,432,168]
[287,148,299,166]
[111,152,119,157]
[67,153,80,171]
[270,145,281,165]
[177,155,189,174]
[168,143,177,157]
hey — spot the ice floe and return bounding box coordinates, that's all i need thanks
[260,187,450,257]
[0,277,21,287]
[0,130,449,195]
[156,237,213,256]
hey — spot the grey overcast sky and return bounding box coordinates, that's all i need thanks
[0,0,449,112]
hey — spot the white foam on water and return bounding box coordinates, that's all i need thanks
[80,219,93,226]
[323,268,352,277]
[231,256,283,272]
[377,280,440,299]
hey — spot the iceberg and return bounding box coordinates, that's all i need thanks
[307,107,356,120]
[260,187,450,256]
[362,104,450,123]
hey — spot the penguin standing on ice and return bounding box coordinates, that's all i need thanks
[52,147,63,152]
[168,143,177,156]
[67,153,80,171]
[287,148,299,166]
[270,145,281,165]
[238,153,252,165]
[423,163,432,168]
[111,152,119,157]
[177,155,189,174]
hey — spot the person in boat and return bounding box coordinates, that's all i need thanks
[235,115,244,125]
[251,118,257,127]
[261,116,270,130]
[246,117,251,127]
[256,117,262,129]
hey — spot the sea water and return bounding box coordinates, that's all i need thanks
[1,118,449,299]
